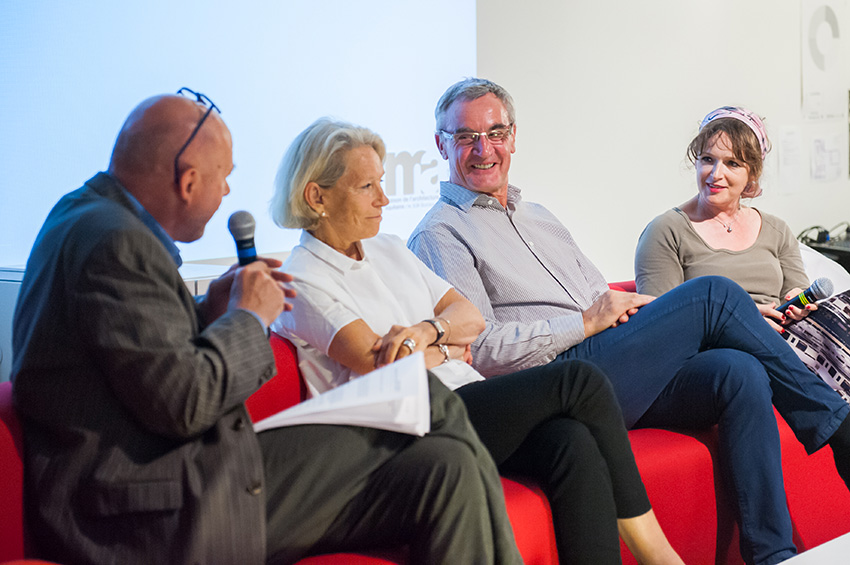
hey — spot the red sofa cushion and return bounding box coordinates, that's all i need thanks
[624,426,734,563]
[779,419,850,550]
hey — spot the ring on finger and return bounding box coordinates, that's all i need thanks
[401,337,416,352]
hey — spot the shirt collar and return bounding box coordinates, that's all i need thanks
[118,182,183,267]
[299,230,367,273]
[439,181,523,212]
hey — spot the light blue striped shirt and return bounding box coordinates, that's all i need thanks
[408,181,608,376]
[118,180,182,267]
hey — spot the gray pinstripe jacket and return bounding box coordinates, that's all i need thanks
[13,173,275,564]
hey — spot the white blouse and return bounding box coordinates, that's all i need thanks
[272,231,484,397]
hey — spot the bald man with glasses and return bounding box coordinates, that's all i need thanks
[12,89,521,565]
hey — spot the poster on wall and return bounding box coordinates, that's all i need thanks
[801,0,848,182]
[802,0,846,121]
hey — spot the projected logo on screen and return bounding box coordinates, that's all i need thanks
[808,4,840,71]
[383,149,443,212]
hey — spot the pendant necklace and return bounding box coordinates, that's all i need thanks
[712,209,740,233]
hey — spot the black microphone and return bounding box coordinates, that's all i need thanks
[778,277,833,312]
[228,211,257,265]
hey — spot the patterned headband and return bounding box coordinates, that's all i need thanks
[699,106,768,160]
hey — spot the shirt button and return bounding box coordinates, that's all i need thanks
[528,241,534,247]
[247,482,263,496]
[488,199,495,206]
[232,418,245,431]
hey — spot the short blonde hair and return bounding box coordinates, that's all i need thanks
[271,118,386,230]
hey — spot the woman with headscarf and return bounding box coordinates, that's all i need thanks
[636,106,814,330]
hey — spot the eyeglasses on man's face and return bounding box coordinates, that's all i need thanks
[173,87,221,184]
[439,125,514,147]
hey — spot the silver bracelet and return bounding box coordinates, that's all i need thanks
[438,344,451,364]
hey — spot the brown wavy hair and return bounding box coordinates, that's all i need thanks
[687,118,768,198]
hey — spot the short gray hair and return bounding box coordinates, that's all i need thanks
[435,78,516,131]
[270,118,386,230]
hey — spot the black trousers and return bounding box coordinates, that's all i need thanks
[456,360,651,565]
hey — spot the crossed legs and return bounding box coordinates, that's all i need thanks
[457,359,681,564]
[559,276,850,564]
[635,349,796,565]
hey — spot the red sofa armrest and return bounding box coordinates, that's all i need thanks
[0,380,26,562]
[245,333,306,422]
[608,280,637,292]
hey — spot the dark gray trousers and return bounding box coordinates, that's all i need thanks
[260,373,521,565]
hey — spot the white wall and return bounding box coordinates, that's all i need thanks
[2,2,847,281]
[477,0,850,281]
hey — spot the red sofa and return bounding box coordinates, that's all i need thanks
[245,333,850,565]
[2,290,850,563]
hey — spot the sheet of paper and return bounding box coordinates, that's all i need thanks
[811,133,842,182]
[253,352,430,436]
[777,126,804,194]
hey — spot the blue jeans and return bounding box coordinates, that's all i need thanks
[557,276,849,565]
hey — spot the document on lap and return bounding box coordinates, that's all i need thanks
[252,352,431,436]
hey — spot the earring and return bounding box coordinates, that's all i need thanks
[321,211,327,218]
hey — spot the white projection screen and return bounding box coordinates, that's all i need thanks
[0,0,476,266]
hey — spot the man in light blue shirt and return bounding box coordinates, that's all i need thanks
[409,77,850,565]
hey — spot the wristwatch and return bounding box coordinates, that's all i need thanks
[423,318,445,345]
